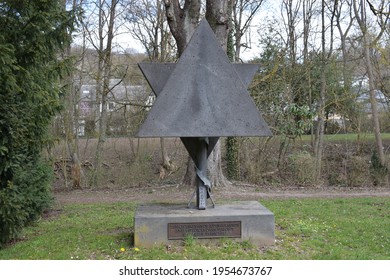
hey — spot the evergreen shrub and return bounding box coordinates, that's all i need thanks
[0,160,53,246]
[0,0,76,247]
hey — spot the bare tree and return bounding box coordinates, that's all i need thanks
[335,0,359,132]
[224,0,266,181]
[232,0,265,62]
[314,0,327,181]
[335,0,355,93]
[314,0,338,181]
[82,0,119,186]
[61,0,83,189]
[302,0,317,147]
[126,0,177,178]
[282,0,302,67]
[126,0,175,61]
[353,0,389,176]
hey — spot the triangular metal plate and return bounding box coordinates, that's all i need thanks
[181,137,219,162]
[138,62,175,96]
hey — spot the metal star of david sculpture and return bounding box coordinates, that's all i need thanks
[137,19,272,210]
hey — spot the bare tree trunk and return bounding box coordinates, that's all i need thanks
[206,0,233,52]
[93,0,117,187]
[232,0,264,62]
[302,0,315,148]
[62,68,82,189]
[69,144,82,189]
[315,0,337,182]
[159,137,174,179]
[353,0,388,185]
[156,1,173,177]
[336,0,354,134]
[314,0,327,182]
[62,0,82,189]
[282,0,300,118]
[336,0,354,94]
[314,66,326,181]
[227,2,239,181]
[182,157,196,186]
[227,0,265,181]
[283,0,299,68]
[164,0,201,56]
[127,1,175,177]
[364,40,385,163]
[208,140,230,189]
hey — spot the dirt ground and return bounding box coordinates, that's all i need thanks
[53,183,390,206]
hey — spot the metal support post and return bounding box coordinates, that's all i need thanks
[196,137,208,210]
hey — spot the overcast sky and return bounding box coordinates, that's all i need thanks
[110,2,280,62]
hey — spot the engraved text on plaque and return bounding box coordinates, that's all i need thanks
[168,221,241,240]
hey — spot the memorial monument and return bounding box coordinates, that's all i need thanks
[134,19,275,247]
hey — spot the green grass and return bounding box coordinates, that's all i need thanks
[0,203,137,260]
[0,198,389,260]
[298,133,390,142]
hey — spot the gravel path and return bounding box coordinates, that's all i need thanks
[53,184,390,205]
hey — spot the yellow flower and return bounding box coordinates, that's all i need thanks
[120,247,126,252]
[134,247,140,252]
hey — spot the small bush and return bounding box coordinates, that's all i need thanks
[285,152,316,185]
[0,159,53,247]
[370,151,388,186]
[346,156,371,187]
[0,184,28,247]
[325,154,371,187]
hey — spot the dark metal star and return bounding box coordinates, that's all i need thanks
[138,62,261,161]
[136,19,272,209]
[137,18,272,139]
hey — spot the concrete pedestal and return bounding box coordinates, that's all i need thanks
[134,201,274,248]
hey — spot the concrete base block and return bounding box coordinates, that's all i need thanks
[134,201,274,248]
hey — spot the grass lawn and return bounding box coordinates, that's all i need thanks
[298,133,390,142]
[0,197,389,260]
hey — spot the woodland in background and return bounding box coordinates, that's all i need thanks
[54,0,390,190]
[51,135,390,190]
